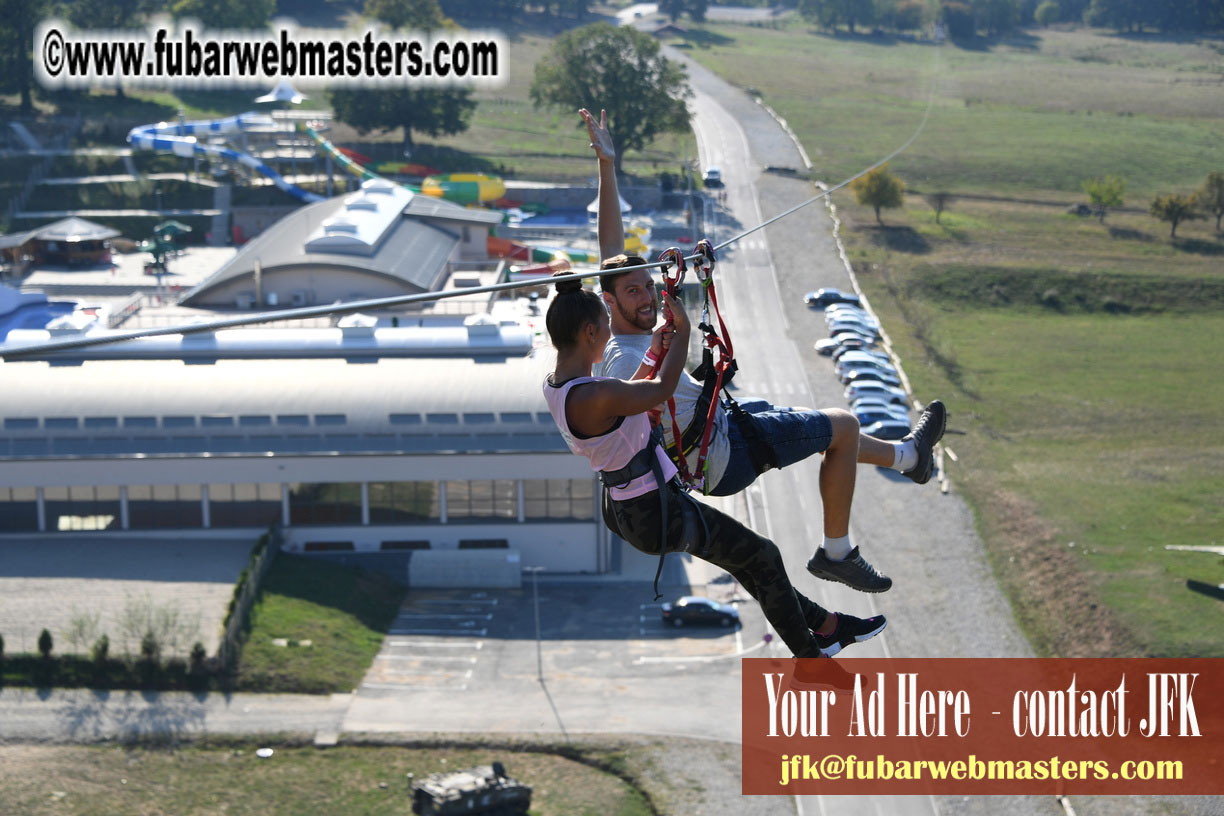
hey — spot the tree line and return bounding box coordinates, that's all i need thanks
[797,0,1224,36]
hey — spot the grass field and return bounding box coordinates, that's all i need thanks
[233,555,406,693]
[0,741,653,816]
[688,22,1224,657]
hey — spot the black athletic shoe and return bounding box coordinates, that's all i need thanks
[901,399,947,485]
[807,546,892,593]
[814,612,887,658]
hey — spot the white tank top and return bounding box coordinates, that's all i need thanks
[543,374,677,501]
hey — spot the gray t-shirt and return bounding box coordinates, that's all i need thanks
[598,332,730,488]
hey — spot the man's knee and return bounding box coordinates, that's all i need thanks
[826,408,860,445]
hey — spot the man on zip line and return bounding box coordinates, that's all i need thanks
[581,107,946,594]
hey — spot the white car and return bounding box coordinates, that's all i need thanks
[703,167,723,188]
[835,356,896,379]
[825,306,878,324]
[846,382,908,405]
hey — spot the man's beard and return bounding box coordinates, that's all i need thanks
[616,299,657,332]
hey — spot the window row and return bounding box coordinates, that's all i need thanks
[0,479,596,532]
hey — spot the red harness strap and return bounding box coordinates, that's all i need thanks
[688,239,734,493]
[647,247,692,484]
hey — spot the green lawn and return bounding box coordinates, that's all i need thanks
[233,555,406,693]
[0,742,653,816]
[687,21,1224,657]
[684,22,1223,199]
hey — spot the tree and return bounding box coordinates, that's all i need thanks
[365,0,443,29]
[530,23,690,177]
[974,0,1020,34]
[38,628,53,658]
[852,164,906,225]
[330,0,476,156]
[67,0,147,97]
[1149,193,1203,238]
[1034,0,1060,25]
[800,0,877,32]
[330,87,477,155]
[1082,175,1125,223]
[940,1,976,38]
[171,0,276,29]
[1196,171,1224,232]
[0,0,47,113]
[925,191,955,224]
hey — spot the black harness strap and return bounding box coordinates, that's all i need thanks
[599,426,672,600]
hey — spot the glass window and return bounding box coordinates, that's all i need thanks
[445,480,517,523]
[208,483,282,528]
[45,417,79,430]
[368,481,440,524]
[45,485,120,531]
[128,484,203,529]
[288,482,362,525]
[523,479,595,522]
[0,487,39,531]
[3,417,39,430]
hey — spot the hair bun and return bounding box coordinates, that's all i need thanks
[552,271,582,295]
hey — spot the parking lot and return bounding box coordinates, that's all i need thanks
[355,580,772,700]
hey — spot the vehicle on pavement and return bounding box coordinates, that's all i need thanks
[846,382,908,405]
[829,320,880,340]
[825,305,878,325]
[661,596,740,628]
[815,337,840,355]
[851,396,903,413]
[834,357,897,379]
[855,405,910,426]
[804,288,861,309]
[863,418,913,440]
[842,367,902,388]
[703,166,723,187]
[834,349,893,368]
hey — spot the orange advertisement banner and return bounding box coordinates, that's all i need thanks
[742,658,1224,795]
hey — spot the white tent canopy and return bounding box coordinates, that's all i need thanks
[587,193,631,215]
[255,80,308,105]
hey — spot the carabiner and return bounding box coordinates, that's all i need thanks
[692,239,716,284]
[657,247,687,290]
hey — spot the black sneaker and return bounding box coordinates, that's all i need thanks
[814,612,887,658]
[807,546,892,593]
[901,399,947,485]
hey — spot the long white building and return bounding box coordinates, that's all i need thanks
[0,349,612,575]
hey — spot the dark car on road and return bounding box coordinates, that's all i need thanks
[661,596,740,628]
[804,288,861,309]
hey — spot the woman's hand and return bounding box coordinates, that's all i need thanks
[579,107,616,164]
[661,291,690,341]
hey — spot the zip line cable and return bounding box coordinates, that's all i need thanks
[1,48,941,362]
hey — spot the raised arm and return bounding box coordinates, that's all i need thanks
[580,107,624,260]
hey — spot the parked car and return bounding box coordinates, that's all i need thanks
[855,405,910,426]
[842,368,902,388]
[846,382,908,405]
[814,337,840,356]
[863,418,913,440]
[661,596,740,628]
[804,288,861,309]
[851,396,901,412]
[703,167,723,188]
[829,320,880,340]
[825,305,878,325]
[833,349,890,368]
[835,357,896,380]
[829,331,876,349]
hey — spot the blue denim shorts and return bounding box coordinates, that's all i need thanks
[710,400,833,497]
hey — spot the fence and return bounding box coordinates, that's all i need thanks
[216,523,283,673]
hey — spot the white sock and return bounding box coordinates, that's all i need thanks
[892,439,918,472]
[822,534,853,561]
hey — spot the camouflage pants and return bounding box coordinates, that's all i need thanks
[608,483,828,658]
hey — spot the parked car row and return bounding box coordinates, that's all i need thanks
[808,290,912,439]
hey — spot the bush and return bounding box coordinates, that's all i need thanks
[1035,0,1060,25]
[91,635,110,664]
[894,0,927,30]
[189,642,207,673]
[140,631,161,664]
[0,633,5,661]
[941,1,976,38]
[38,629,54,659]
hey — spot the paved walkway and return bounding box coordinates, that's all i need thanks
[0,537,253,657]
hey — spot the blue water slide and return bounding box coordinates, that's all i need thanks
[126,112,324,203]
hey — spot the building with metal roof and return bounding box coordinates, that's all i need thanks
[180,179,504,309]
[0,350,612,578]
